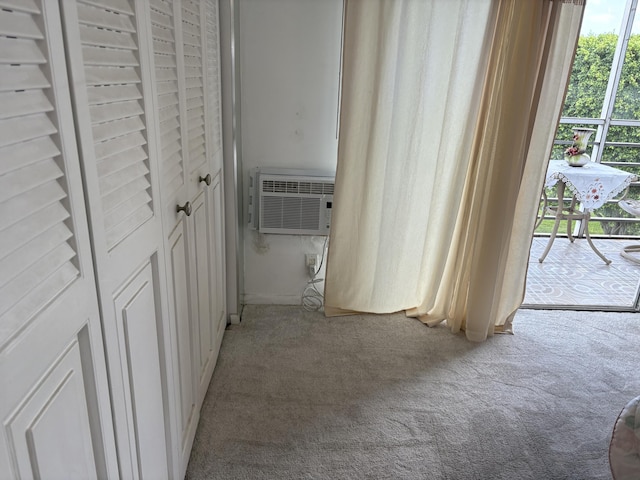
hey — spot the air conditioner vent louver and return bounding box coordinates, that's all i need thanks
[249,168,334,235]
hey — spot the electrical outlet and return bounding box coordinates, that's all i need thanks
[305,253,319,268]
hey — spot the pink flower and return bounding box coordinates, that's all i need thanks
[565,146,580,156]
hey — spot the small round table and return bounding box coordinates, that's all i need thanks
[539,160,637,265]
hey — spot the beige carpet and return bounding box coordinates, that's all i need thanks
[186,305,640,479]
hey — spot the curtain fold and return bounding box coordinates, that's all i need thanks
[325,0,585,341]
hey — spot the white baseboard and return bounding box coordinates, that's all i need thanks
[242,293,302,305]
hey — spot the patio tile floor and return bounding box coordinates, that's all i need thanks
[524,236,640,309]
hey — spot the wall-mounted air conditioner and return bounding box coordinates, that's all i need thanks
[248,167,335,235]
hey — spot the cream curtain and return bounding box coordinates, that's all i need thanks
[325,0,585,341]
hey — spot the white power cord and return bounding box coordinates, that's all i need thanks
[301,237,329,311]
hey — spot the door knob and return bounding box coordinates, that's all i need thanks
[199,173,212,186]
[176,201,192,216]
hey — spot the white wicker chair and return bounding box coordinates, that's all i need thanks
[618,199,640,264]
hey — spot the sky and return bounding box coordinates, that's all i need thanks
[580,0,640,35]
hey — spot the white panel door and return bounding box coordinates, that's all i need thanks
[210,174,227,348]
[191,189,214,400]
[165,213,199,472]
[0,1,117,478]
[60,0,175,478]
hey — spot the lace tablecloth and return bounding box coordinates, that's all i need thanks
[544,160,637,210]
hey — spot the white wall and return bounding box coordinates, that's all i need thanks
[238,0,343,304]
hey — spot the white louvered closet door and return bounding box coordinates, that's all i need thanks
[179,0,226,414]
[60,0,175,478]
[184,0,227,406]
[0,1,118,478]
[149,0,199,473]
[148,0,227,475]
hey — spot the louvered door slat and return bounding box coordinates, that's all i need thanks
[99,162,149,197]
[186,87,203,101]
[186,96,203,110]
[183,55,202,68]
[162,143,181,165]
[183,33,199,47]
[185,77,202,89]
[0,113,56,148]
[1,262,79,336]
[105,204,152,248]
[0,242,76,317]
[155,67,176,81]
[96,145,147,178]
[82,0,133,14]
[153,39,175,56]
[0,136,59,177]
[92,116,145,143]
[0,0,39,14]
[0,182,66,230]
[150,0,172,16]
[0,203,68,260]
[150,9,172,28]
[0,159,63,204]
[158,92,178,109]
[154,54,177,68]
[190,145,205,161]
[102,177,150,214]
[152,25,173,42]
[182,11,199,27]
[0,9,42,39]
[0,222,72,288]
[87,85,142,104]
[182,7,200,23]
[161,133,180,155]
[77,3,135,32]
[84,66,140,86]
[184,66,199,78]
[102,190,151,229]
[0,37,45,64]
[0,65,49,92]
[158,81,178,95]
[79,25,137,49]
[163,162,182,186]
[94,131,146,161]
[164,174,183,201]
[162,131,180,150]
[159,106,179,125]
[182,44,200,57]
[82,46,139,67]
[0,90,53,120]
[188,114,204,130]
[182,0,200,16]
[90,100,143,124]
[161,115,180,131]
